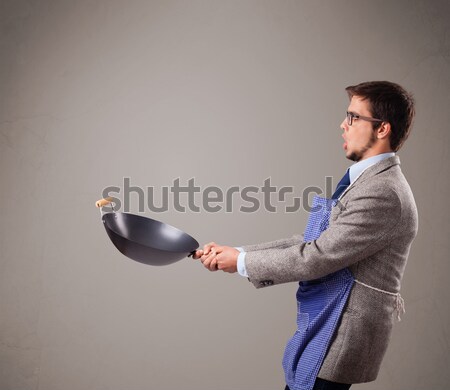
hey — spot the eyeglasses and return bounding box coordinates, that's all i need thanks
[346,111,384,126]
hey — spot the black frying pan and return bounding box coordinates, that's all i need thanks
[96,198,199,266]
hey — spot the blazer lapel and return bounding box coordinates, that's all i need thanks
[340,155,401,200]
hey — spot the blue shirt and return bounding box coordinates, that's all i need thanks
[236,152,396,277]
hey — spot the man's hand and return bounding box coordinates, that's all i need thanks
[192,242,239,273]
[192,241,220,271]
[192,241,217,261]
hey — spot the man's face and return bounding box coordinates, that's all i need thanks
[340,96,379,162]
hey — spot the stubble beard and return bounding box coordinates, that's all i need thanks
[346,131,378,162]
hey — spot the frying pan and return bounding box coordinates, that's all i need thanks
[95,197,199,266]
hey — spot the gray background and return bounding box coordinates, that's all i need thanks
[1,1,449,389]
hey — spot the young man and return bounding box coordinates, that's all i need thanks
[194,81,418,390]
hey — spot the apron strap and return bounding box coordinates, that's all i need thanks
[354,279,405,321]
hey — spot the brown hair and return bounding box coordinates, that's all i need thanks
[345,81,415,151]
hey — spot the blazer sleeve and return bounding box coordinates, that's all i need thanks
[240,233,304,252]
[245,184,402,288]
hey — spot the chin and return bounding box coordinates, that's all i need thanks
[346,150,360,162]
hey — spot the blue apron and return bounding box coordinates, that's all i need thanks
[282,196,355,390]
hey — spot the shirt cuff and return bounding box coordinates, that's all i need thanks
[237,251,248,278]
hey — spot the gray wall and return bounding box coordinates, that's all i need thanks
[1,1,449,389]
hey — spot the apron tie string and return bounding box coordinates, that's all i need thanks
[354,279,405,321]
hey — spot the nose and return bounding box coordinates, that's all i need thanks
[340,117,348,131]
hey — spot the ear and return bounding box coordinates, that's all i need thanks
[376,122,391,140]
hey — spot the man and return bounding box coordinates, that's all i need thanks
[193,81,418,390]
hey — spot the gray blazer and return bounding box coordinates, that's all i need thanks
[241,156,418,384]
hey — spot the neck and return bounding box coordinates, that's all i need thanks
[360,145,394,161]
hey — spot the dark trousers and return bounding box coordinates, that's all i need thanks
[285,377,352,390]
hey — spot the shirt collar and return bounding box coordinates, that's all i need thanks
[348,152,396,184]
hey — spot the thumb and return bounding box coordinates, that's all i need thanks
[192,249,204,259]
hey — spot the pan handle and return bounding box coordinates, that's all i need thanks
[95,197,114,208]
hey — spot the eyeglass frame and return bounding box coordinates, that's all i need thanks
[346,111,384,126]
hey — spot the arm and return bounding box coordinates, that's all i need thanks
[193,234,303,275]
[240,233,304,252]
[245,185,402,288]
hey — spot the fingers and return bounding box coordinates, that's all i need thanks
[208,256,218,272]
[201,246,222,271]
[201,255,217,271]
[193,242,231,273]
[192,249,204,260]
[202,242,218,256]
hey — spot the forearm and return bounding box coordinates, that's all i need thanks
[240,233,303,252]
